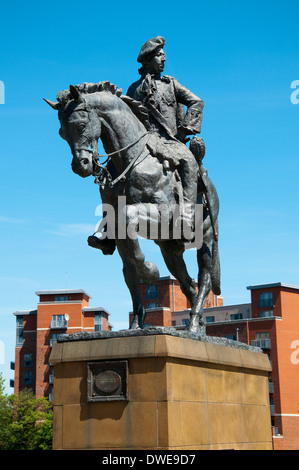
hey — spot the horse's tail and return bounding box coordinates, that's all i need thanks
[210,231,221,296]
[199,173,221,296]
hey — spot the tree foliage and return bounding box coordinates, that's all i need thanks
[0,373,53,450]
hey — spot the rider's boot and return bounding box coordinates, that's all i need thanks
[87,235,116,255]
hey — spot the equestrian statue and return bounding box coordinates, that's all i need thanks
[44,37,220,334]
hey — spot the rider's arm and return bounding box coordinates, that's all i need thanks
[172,78,204,136]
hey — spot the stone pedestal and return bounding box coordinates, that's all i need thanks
[50,329,273,450]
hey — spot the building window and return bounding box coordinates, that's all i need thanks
[23,354,32,368]
[48,390,53,402]
[182,319,189,326]
[50,333,59,347]
[94,313,102,332]
[23,371,32,386]
[16,316,24,346]
[55,295,69,302]
[50,315,68,329]
[206,316,215,323]
[225,334,236,341]
[256,332,270,340]
[252,332,271,349]
[146,285,158,300]
[260,310,274,318]
[147,302,159,309]
[230,313,243,320]
[258,292,273,308]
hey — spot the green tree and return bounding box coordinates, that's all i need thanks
[0,374,53,450]
[0,373,13,448]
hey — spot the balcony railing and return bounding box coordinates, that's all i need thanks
[251,338,271,349]
[50,318,68,329]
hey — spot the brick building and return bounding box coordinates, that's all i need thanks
[12,289,110,400]
[129,275,223,327]
[11,279,299,449]
[136,278,299,450]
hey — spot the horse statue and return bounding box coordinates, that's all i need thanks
[44,81,220,334]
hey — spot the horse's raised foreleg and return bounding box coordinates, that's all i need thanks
[156,240,198,309]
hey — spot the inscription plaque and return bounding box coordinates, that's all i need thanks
[87,360,128,402]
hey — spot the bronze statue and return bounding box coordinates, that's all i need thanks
[44,37,220,334]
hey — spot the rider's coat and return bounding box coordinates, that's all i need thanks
[127,74,204,141]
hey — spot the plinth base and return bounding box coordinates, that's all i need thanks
[50,329,272,450]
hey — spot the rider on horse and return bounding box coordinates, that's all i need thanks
[126,36,205,227]
[89,36,207,253]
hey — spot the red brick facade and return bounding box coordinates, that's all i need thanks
[132,276,223,327]
[13,289,110,399]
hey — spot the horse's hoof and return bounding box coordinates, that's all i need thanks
[129,321,141,330]
[187,315,206,335]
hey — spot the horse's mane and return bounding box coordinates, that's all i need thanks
[56,81,150,129]
[56,81,122,104]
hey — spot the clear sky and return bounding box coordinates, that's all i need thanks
[1,0,299,392]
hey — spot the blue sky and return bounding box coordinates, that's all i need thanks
[0,0,299,392]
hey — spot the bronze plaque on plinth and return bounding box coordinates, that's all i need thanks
[87,360,128,401]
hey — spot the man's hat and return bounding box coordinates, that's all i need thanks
[137,36,166,63]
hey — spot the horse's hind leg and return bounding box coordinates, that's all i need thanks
[188,231,217,333]
[156,240,197,309]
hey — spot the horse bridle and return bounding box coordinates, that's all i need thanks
[69,100,152,188]
[77,130,151,188]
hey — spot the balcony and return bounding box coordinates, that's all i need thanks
[251,338,271,349]
[50,318,68,329]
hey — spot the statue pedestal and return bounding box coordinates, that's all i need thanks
[50,329,272,450]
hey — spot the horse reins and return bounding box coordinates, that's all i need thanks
[91,131,152,188]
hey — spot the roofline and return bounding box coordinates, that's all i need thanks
[140,275,197,283]
[247,282,299,291]
[206,316,282,326]
[13,309,37,316]
[172,303,251,315]
[35,289,92,298]
[82,307,110,315]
